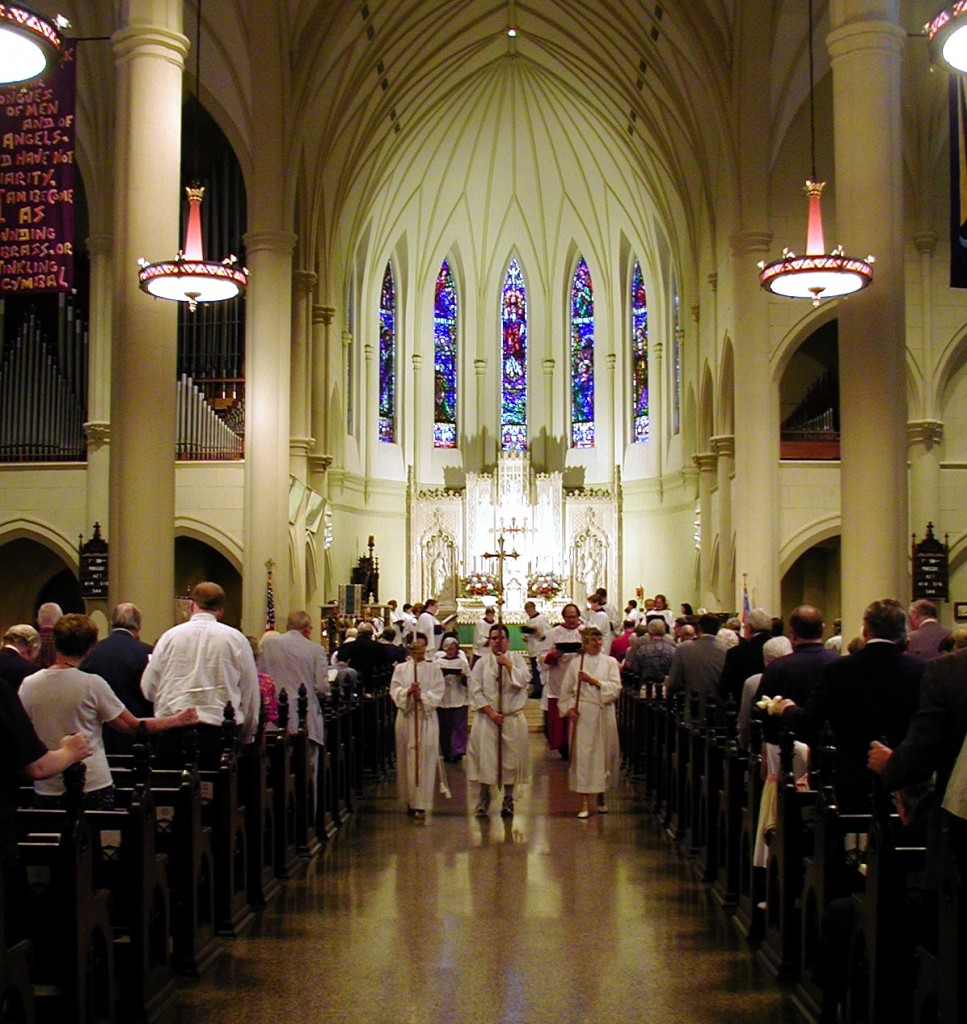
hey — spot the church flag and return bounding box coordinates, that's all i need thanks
[950,75,967,288]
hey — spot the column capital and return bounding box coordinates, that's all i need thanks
[542,357,555,372]
[474,358,487,375]
[692,451,718,473]
[412,353,423,370]
[827,18,905,62]
[84,421,111,446]
[342,330,353,347]
[112,25,189,67]
[309,453,333,474]
[364,343,374,362]
[908,419,943,449]
[707,271,718,293]
[913,232,937,257]
[242,229,297,256]
[293,270,318,295]
[314,305,336,326]
[290,436,314,458]
[606,352,616,370]
[710,434,735,458]
[730,230,772,258]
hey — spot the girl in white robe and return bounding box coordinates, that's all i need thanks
[390,637,445,819]
[558,626,622,817]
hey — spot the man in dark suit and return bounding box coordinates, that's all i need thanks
[753,605,838,744]
[80,603,153,753]
[718,607,773,706]
[906,599,951,662]
[778,599,924,811]
[666,613,726,722]
[0,625,40,691]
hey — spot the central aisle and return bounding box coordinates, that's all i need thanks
[175,733,795,1023]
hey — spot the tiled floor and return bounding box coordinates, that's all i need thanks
[174,733,796,1023]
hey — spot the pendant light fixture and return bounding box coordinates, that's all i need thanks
[927,6,967,73]
[758,0,873,306]
[137,0,247,312]
[0,4,65,85]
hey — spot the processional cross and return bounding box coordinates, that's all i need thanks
[483,522,522,788]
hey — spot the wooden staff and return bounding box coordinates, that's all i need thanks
[496,655,504,789]
[413,658,421,789]
[570,650,586,755]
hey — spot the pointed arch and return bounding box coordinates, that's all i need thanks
[631,257,649,442]
[433,258,458,448]
[569,255,595,448]
[379,260,397,443]
[500,257,528,451]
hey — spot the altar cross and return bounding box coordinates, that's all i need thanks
[483,530,520,625]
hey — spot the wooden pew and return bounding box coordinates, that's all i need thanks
[757,727,816,980]
[265,691,300,877]
[17,764,115,1024]
[237,723,281,907]
[711,700,747,908]
[87,744,179,1024]
[845,782,927,1024]
[120,738,220,977]
[293,686,321,858]
[732,719,766,940]
[791,731,871,1024]
[0,885,35,1024]
[696,700,726,883]
[911,818,966,1024]
[683,693,704,856]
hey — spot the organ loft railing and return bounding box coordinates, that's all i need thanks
[780,367,840,461]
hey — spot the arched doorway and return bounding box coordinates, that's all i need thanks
[780,536,841,640]
[0,537,81,630]
[175,537,243,630]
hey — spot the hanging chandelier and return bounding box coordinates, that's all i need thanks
[137,0,246,312]
[927,5,967,73]
[0,4,65,85]
[757,0,873,306]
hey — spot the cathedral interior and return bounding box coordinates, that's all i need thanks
[0,1,961,643]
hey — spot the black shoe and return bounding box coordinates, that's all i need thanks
[501,795,514,818]
[475,789,491,816]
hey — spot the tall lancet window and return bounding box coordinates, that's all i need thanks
[631,259,649,442]
[500,258,527,451]
[570,257,595,448]
[433,260,458,448]
[378,261,396,443]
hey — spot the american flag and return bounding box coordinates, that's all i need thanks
[741,576,750,627]
[265,569,276,631]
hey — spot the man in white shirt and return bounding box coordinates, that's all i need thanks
[588,594,613,656]
[472,606,497,663]
[141,581,260,767]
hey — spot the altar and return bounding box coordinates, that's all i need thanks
[409,450,618,616]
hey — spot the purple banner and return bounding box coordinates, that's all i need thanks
[0,43,76,293]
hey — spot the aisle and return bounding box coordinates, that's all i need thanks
[174,734,795,1023]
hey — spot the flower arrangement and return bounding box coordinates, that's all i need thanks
[462,572,498,597]
[528,571,563,599]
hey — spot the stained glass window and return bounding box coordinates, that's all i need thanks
[570,257,595,447]
[433,260,457,448]
[631,259,649,442]
[378,261,396,443]
[500,259,527,451]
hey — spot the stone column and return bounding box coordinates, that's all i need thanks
[84,233,113,534]
[474,357,487,468]
[290,270,316,461]
[411,353,424,483]
[110,1,187,641]
[310,305,334,459]
[828,3,906,638]
[908,421,943,548]
[605,351,617,474]
[731,232,780,616]
[363,341,374,495]
[242,229,296,632]
[693,452,718,608]
[712,434,735,603]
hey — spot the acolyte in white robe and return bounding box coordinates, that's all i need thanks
[390,658,446,810]
[467,650,532,787]
[557,651,622,794]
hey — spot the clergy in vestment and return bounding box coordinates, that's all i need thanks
[390,635,445,819]
[468,623,531,818]
[558,625,621,817]
[541,603,584,758]
[436,636,470,761]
